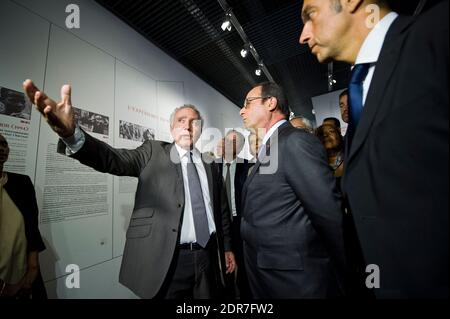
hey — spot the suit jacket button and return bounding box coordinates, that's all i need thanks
[172,228,177,232]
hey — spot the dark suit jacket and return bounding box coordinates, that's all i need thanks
[342,2,448,298]
[57,133,232,299]
[218,157,252,219]
[241,122,346,298]
[4,172,45,253]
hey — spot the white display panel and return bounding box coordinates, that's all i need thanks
[0,0,49,179]
[44,256,139,299]
[35,25,115,282]
[156,81,185,143]
[112,60,158,257]
[312,89,348,135]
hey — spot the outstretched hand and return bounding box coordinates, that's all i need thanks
[23,79,76,138]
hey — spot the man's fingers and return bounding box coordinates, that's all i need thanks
[34,90,57,114]
[23,79,39,103]
[61,84,72,106]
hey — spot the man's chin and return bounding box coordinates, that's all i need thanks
[177,140,193,150]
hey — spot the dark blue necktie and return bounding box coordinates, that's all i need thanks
[347,63,370,142]
[187,151,210,247]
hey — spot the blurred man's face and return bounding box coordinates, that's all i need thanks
[216,138,225,158]
[224,133,243,161]
[170,108,201,150]
[249,133,261,158]
[339,94,349,123]
[0,134,10,165]
[299,0,351,63]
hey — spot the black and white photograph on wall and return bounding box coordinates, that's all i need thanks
[73,106,109,136]
[119,119,155,142]
[0,86,32,120]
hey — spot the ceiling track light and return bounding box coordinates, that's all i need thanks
[255,61,264,76]
[217,0,275,82]
[221,10,232,31]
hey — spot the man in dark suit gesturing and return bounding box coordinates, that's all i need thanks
[300,0,448,298]
[23,80,235,299]
[239,81,346,298]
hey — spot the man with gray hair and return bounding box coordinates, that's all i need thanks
[23,80,236,299]
[289,115,314,133]
[220,129,252,298]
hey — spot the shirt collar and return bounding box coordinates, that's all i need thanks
[262,119,287,145]
[355,12,398,65]
[224,157,237,165]
[174,143,200,160]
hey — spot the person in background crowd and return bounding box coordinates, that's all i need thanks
[289,115,314,133]
[0,133,47,299]
[220,130,252,299]
[316,123,344,179]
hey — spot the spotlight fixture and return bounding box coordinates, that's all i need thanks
[217,0,274,82]
[221,10,232,31]
[221,19,232,31]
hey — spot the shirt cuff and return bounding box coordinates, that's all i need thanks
[61,126,85,155]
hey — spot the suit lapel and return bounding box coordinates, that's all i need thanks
[165,143,184,199]
[346,16,413,165]
[165,143,182,177]
[242,122,290,202]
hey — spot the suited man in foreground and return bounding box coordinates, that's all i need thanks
[23,80,235,299]
[239,81,346,298]
[300,0,448,298]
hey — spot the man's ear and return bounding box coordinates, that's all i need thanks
[342,0,364,14]
[268,97,278,112]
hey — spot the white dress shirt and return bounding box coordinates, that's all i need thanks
[258,119,287,159]
[222,159,237,217]
[354,12,398,105]
[174,143,216,244]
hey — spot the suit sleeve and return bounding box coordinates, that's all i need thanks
[284,132,346,273]
[220,177,232,252]
[57,129,152,177]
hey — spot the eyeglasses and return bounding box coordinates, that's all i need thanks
[242,96,272,109]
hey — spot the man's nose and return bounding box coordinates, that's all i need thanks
[299,24,311,45]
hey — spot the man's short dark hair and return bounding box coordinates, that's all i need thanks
[330,0,343,12]
[339,89,348,99]
[331,0,388,12]
[323,117,341,129]
[254,81,290,119]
